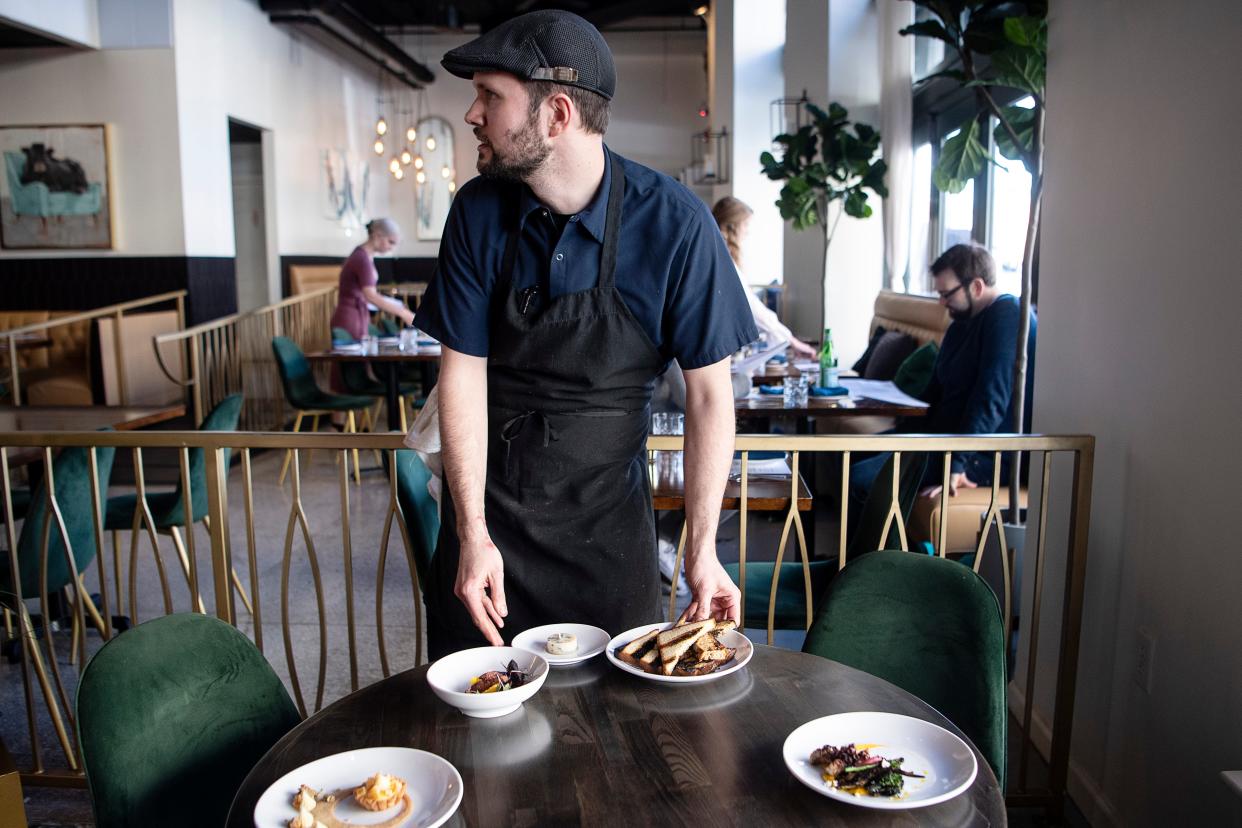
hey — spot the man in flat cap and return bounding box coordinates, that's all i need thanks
[415,10,756,657]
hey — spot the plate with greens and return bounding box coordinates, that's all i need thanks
[783,712,977,809]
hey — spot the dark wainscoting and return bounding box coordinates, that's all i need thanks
[280,255,437,297]
[0,256,237,324]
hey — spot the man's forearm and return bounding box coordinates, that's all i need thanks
[681,360,735,559]
[439,348,490,542]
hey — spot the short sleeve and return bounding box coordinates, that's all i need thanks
[414,191,492,357]
[661,201,758,368]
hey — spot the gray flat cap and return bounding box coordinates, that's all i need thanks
[441,10,616,100]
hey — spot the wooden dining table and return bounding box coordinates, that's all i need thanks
[306,344,440,431]
[228,646,1005,826]
[0,403,187,467]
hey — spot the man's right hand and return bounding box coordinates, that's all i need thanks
[453,533,507,646]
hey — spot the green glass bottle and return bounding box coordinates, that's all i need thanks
[818,328,835,387]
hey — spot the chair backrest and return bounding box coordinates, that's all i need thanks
[9,442,116,598]
[379,317,400,336]
[168,394,243,525]
[802,550,1007,787]
[847,452,929,561]
[270,336,319,409]
[76,613,299,828]
[395,449,439,590]
[331,326,357,344]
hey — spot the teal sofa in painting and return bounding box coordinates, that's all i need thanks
[3,151,102,217]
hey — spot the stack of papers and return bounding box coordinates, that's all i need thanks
[839,379,930,408]
[729,457,792,477]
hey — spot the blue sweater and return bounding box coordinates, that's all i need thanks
[921,295,1037,479]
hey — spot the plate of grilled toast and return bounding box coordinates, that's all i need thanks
[606,619,752,683]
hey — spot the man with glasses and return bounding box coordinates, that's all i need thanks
[849,243,1036,508]
[919,242,1037,496]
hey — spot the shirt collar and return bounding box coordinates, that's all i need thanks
[518,145,611,244]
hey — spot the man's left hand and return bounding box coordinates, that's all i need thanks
[679,552,741,625]
[920,471,977,499]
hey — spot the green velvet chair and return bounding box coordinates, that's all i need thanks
[76,613,300,828]
[103,394,252,616]
[395,449,439,592]
[271,336,373,484]
[802,550,1008,787]
[1,441,117,762]
[723,452,928,635]
[3,442,116,612]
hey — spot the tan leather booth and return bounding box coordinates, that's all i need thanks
[910,486,1029,555]
[868,289,951,347]
[0,310,93,405]
[289,264,342,296]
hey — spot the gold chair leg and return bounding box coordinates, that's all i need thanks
[169,526,207,614]
[69,610,80,666]
[279,411,304,484]
[307,414,321,466]
[346,411,361,485]
[75,574,109,636]
[399,399,408,432]
[361,408,383,464]
[2,607,10,639]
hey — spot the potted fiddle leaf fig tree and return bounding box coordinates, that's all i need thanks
[759,102,887,336]
[901,0,1046,523]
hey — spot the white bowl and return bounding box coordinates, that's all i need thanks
[426,646,549,718]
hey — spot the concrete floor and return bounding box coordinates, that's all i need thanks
[3,447,1085,826]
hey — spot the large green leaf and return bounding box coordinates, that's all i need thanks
[899,19,957,45]
[934,119,987,193]
[993,105,1036,164]
[1004,15,1046,50]
[991,44,1045,94]
[843,189,872,219]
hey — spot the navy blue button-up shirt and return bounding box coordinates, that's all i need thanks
[415,147,757,369]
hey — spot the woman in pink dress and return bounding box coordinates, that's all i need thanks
[330,218,415,338]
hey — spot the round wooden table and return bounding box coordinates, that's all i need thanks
[228,646,1005,827]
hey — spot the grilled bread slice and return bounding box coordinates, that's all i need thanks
[711,619,737,635]
[657,620,716,675]
[617,628,660,671]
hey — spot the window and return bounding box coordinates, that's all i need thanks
[908,141,933,292]
[939,127,975,253]
[986,96,1035,297]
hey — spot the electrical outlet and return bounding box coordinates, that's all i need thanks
[1134,628,1155,693]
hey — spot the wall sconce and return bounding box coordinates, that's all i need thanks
[770,89,810,144]
[690,127,730,185]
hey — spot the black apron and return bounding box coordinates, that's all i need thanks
[427,153,664,658]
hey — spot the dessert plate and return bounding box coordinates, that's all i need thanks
[511,623,610,667]
[783,711,977,810]
[253,746,462,827]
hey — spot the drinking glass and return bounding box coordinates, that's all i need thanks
[783,374,809,408]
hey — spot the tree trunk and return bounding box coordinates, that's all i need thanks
[1007,171,1043,524]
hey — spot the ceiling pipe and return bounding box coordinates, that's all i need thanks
[260,0,435,89]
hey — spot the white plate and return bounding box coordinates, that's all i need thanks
[605,621,753,684]
[333,343,365,352]
[782,712,978,810]
[511,623,611,667]
[253,746,463,827]
[426,646,548,718]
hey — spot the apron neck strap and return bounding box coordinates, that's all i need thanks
[498,150,627,292]
[597,150,625,291]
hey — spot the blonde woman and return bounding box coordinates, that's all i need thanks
[711,197,816,358]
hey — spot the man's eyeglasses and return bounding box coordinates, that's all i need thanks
[936,283,966,301]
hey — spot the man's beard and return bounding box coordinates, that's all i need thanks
[477,115,550,181]
[948,290,974,321]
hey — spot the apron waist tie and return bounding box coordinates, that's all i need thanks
[499,410,560,478]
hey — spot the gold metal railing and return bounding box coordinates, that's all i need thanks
[0,430,1092,816]
[1,290,187,407]
[151,287,338,430]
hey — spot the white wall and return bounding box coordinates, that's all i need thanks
[0,0,99,48]
[783,0,884,357]
[1033,1,1242,825]
[725,0,786,289]
[170,0,393,263]
[0,46,184,257]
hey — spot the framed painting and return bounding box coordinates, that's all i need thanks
[0,124,114,249]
